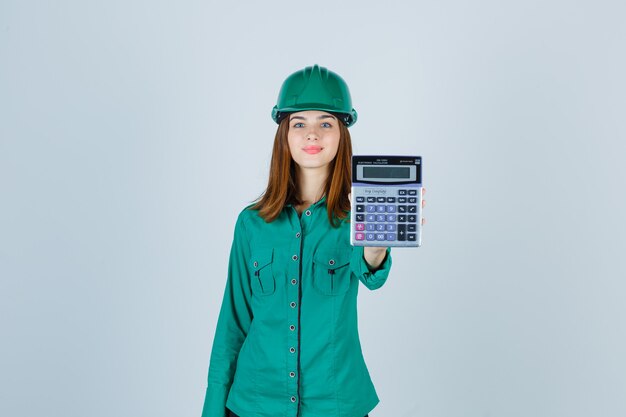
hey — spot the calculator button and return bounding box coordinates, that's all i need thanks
[376,205,386,213]
[355,233,365,241]
[355,223,365,231]
[408,189,417,195]
[376,224,385,232]
[386,224,397,231]
[356,196,365,202]
[366,233,376,241]
[376,233,386,241]
[408,197,417,203]
[356,205,365,212]
[398,215,407,222]
[386,205,396,213]
[387,197,396,203]
[367,197,376,203]
[408,224,416,232]
[408,205,416,213]
[366,214,376,222]
[386,214,397,222]
[408,234,417,241]
[376,214,386,222]
[408,215,417,222]
[366,205,376,213]
[398,190,407,195]
[377,197,386,203]
[397,224,407,241]
[398,197,407,203]
[398,205,407,213]
[387,233,397,241]
[356,214,364,222]
[366,224,376,231]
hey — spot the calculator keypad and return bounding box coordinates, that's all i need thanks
[352,187,421,246]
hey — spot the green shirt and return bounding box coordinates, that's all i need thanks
[201,196,392,417]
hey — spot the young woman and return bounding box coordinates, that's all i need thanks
[201,64,426,417]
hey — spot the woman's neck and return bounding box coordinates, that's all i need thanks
[295,166,328,209]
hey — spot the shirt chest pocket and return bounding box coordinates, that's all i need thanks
[312,248,352,296]
[250,248,275,296]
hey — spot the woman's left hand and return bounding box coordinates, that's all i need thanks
[349,189,426,270]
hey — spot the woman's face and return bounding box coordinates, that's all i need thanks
[287,110,341,172]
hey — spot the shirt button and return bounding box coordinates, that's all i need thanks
[305,210,311,216]
[289,324,296,331]
[291,278,297,285]
[290,301,296,308]
[253,261,258,267]
[295,232,301,238]
[289,371,295,377]
[329,259,335,266]
[292,255,298,261]
[290,347,296,353]
[291,396,297,403]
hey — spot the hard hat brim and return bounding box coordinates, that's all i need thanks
[272,105,357,127]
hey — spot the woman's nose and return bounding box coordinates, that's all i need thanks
[306,128,319,140]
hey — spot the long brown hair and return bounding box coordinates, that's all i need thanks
[250,115,352,227]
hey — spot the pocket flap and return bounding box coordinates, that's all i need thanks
[313,248,352,269]
[250,248,273,271]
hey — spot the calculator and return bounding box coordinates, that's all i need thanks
[350,155,422,247]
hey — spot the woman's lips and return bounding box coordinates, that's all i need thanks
[303,146,322,154]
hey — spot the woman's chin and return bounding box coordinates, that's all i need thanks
[294,160,331,171]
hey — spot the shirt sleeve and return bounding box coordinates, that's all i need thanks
[201,211,253,417]
[350,246,392,290]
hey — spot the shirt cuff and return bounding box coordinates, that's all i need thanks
[201,382,229,417]
[351,246,392,290]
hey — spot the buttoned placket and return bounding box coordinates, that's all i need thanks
[286,200,323,416]
[288,208,301,415]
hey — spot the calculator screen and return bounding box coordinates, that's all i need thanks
[356,164,417,183]
[363,166,412,180]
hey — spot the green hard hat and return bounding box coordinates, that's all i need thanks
[271,64,358,127]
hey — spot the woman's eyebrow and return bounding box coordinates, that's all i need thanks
[289,114,336,121]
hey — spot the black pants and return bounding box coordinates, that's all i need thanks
[227,408,368,417]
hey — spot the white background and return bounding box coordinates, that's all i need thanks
[1,1,625,416]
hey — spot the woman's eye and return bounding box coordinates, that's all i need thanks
[293,122,304,128]
[321,122,332,128]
